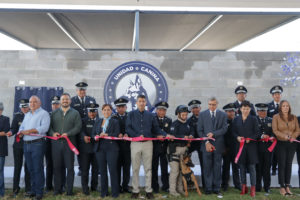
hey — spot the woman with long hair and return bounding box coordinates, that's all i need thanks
[272,100,300,196]
[92,104,120,198]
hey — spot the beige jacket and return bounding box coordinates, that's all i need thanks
[272,114,300,141]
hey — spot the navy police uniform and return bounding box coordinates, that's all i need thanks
[11,99,31,195]
[255,103,273,193]
[234,86,256,116]
[152,101,172,193]
[113,98,131,193]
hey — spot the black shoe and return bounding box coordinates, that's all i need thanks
[131,193,139,199]
[222,185,228,191]
[235,185,242,191]
[205,190,212,195]
[83,189,90,195]
[53,191,62,196]
[13,187,20,195]
[77,170,82,176]
[256,187,262,192]
[272,170,276,176]
[34,195,43,200]
[162,188,169,193]
[123,188,131,193]
[215,192,223,198]
[66,192,74,196]
[146,192,154,199]
[24,192,35,198]
[91,188,97,192]
[153,189,159,193]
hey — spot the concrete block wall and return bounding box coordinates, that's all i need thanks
[0,50,299,165]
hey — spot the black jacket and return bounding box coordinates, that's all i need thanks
[92,118,120,152]
[257,116,274,153]
[232,115,260,164]
[80,116,98,153]
[10,112,25,149]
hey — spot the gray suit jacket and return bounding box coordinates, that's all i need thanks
[197,109,228,154]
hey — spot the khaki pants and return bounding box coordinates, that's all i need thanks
[169,146,187,194]
[131,141,153,193]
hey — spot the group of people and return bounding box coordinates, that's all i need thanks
[0,82,300,199]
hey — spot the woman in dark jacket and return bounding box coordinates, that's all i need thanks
[272,100,300,196]
[92,104,120,198]
[232,101,259,197]
[0,103,10,197]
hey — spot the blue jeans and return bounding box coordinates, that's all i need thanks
[0,156,5,197]
[24,140,45,196]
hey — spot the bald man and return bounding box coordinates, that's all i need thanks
[19,96,50,200]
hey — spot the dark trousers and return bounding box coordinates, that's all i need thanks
[152,142,169,192]
[45,140,53,190]
[96,149,119,198]
[222,149,240,189]
[188,142,205,188]
[117,145,131,191]
[52,140,75,194]
[13,147,31,192]
[0,157,5,197]
[240,164,256,186]
[272,146,278,172]
[80,152,98,191]
[276,141,297,187]
[296,142,300,188]
[24,140,45,196]
[256,150,272,191]
[203,151,222,192]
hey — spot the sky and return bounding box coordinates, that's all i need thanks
[0,17,300,51]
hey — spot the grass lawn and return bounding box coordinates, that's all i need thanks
[2,187,300,200]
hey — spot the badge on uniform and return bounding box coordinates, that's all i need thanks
[74,104,80,107]
[268,123,271,127]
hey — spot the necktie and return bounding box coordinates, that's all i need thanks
[211,111,215,125]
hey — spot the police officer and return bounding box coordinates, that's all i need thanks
[71,82,97,176]
[234,85,256,116]
[8,99,31,196]
[221,103,241,191]
[152,101,172,193]
[267,85,283,175]
[255,103,274,194]
[187,100,205,188]
[80,103,99,195]
[113,98,131,193]
[44,96,60,192]
[168,105,192,197]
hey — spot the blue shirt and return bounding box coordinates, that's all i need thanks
[19,107,50,141]
[126,109,165,137]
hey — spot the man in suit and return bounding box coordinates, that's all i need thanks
[71,82,97,176]
[267,85,283,175]
[197,97,227,196]
[233,85,256,116]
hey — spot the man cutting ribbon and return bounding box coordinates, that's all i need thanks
[48,93,82,196]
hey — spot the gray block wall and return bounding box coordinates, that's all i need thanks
[0,50,299,166]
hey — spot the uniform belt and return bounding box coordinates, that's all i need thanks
[24,138,45,144]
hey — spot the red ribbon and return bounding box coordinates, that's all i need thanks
[16,133,79,155]
[235,137,278,164]
[94,135,215,142]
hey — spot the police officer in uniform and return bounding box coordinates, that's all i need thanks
[44,96,60,192]
[168,105,192,197]
[71,82,97,176]
[113,98,131,193]
[9,99,31,196]
[255,103,274,194]
[233,86,256,116]
[267,85,283,176]
[152,101,172,193]
[80,103,99,195]
[187,100,205,188]
[221,103,241,191]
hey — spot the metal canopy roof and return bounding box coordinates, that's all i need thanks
[0,1,299,51]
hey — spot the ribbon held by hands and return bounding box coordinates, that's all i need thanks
[94,135,215,142]
[16,132,79,155]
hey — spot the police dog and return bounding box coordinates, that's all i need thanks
[180,153,202,197]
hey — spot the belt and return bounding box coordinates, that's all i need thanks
[24,138,45,144]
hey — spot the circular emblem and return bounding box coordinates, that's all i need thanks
[104,61,169,111]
